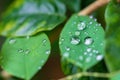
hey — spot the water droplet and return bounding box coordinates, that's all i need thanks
[93,50,99,53]
[79,56,83,60]
[89,22,92,25]
[96,55,103,61]
[25,49,30,54]
[65,47,70,51]
[26,36,30,39]
[86,57,91,63]
[63,52,69,58]
[84,37,93,45]
[38,66,42,70]
[43,39,47,43]
[71,37,80,45]
[41,60,45,63]
[75,31,80,36]
[94,18,97,21]
[84,52,87,55]
[18,49,24,53]
[46,50,50,55]
[89,15,93,19]
[9,39,16,44]
[77,22,86,30]
[87,48,92,52]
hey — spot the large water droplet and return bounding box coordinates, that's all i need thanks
[71,37,80,45]
[84,37,93,45]
[18,49,24,53]
[9,39,16,44]
[96,55,103,61]
[77,22,86,30]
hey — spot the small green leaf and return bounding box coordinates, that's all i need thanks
[59,14,105,70]
[0,33,51,80]
[0,0,66,37]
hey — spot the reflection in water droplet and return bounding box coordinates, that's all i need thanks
[77,22,86,30]
[75,31,80,36]
[71,37,80,45]
[46,50,50,55]
[96,55,103,61]
[89,15,93,19]
[63,52,69,58]
[84,37,93,45]
[9,39,16,44]
[65,47,70,51]
[18,49,24,53]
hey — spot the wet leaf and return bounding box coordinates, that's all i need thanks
[0,0,66,37]
[105,1,120,80]
[0,33,51,80]
[59,14,105,70]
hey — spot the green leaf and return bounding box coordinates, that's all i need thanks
[61,0,81,12]
[0,33,51,80]
[105,1,120,80]
[59,14,105,70]
[0,0,66,37]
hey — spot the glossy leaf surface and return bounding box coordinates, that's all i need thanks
[0,33,51,80]
[59,14,105,70]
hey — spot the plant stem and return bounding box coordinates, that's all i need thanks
[59,70,120,80]
[78,0,110,16]
[59,72,110,80]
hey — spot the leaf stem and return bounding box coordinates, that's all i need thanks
[59,70,120,80]
[78,0,110,16]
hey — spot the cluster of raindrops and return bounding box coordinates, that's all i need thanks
[18,48,31,54]
[60,16,104,66]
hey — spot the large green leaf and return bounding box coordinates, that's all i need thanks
[0,33,51,80]
[59,14,105,70]
[0,0,66,37]
[105,0,120,80]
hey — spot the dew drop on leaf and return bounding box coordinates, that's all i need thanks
[18,49,24,53]
[63,52,69,58]
[65,47,70,51]
[25,49,30,54]
[87,48,92,52]
[75,31,80,36]
[9,39,16,44]
[84,37,93,45]
[71,37,80,45]
[96,55,103,61]
[77,22,86,30]
[45,50,50,55]
[79,56,83,60]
